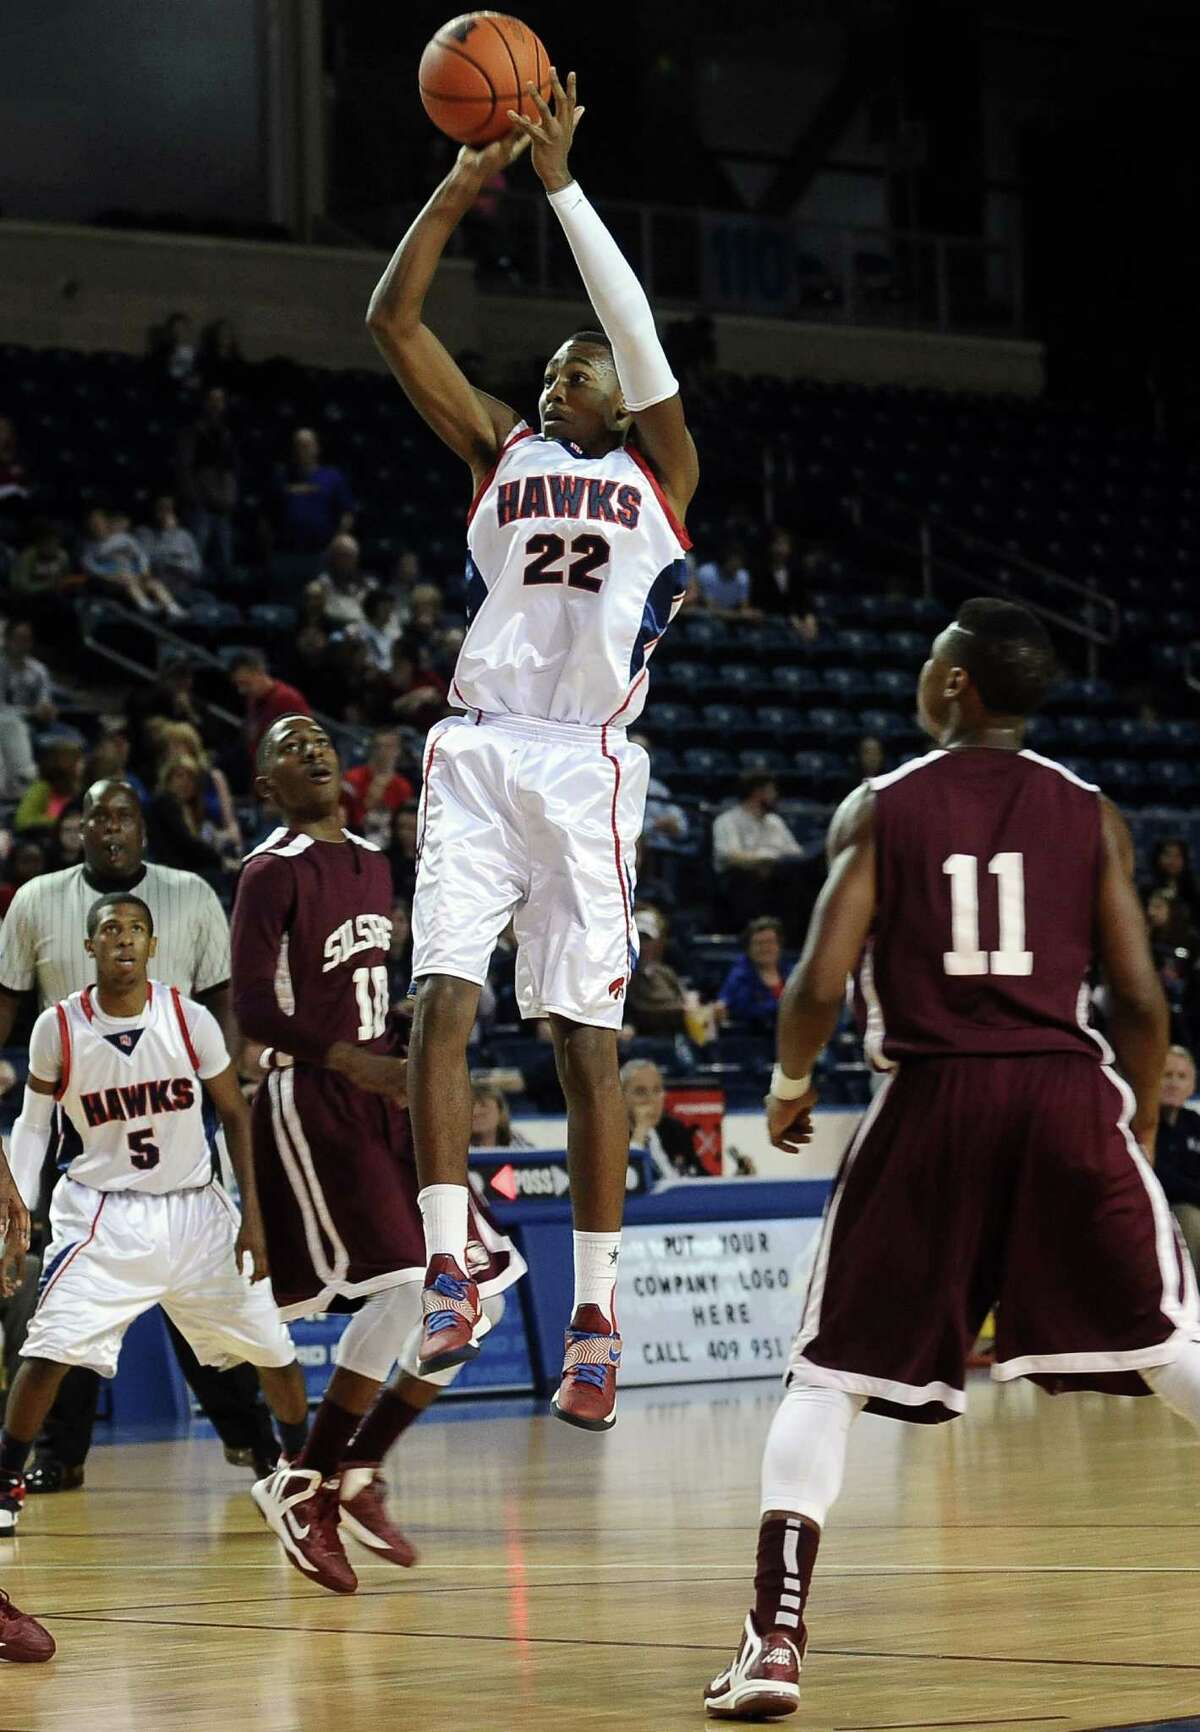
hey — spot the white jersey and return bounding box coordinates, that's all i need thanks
[28,981,229,1194]
[455,424,690,728]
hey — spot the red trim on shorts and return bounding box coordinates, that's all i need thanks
[466,426,536,529]
[170,986,201,1073]
[600,725,633,985]
[54,1004,72,1100]
[605,670,648,728]
[625,446,692,551]
[37,1193,108,1309]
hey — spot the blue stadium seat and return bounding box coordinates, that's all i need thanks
[872,668,912,703]
[247,603,298,634]
[644,701,696,738]
[738,748,789,777]
[1098,759,1141,794]
[1057,715,1106,750]
[703,703,755,738]
[889,631,927,665]
[792,749,843,789]
[805,706,850,736]
[771,664,821,698]
[859,708,908,738]
[823,667,876,703]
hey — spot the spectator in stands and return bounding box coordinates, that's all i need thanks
[856,734,886,780]
[387,801,420,902]
[1155,1045,1200,1276]
[712,772,810,937]
[320,630,374,726]
[312,533,373,627]
[196,318,248,394]
[379,638,448,732]
[406,583,445,650]
[136,494,202,590]
[14,731,85,835]
[629,732,690,848]
[696,543,754,614]
[155,721,241,858]
[126,653,206,782]
[1145,837,1199,926]
[285,623,331,696]
[360,586,404,672]
[341,729,416,848]
[469,1083,534,1150]
[177,387,239,579]
[751,527,818,641]
[274,427,355,555]
[148,311,198,391]
[80,507,184,619]
[84,722,149,807]
[228,651,311,775]
[148,757,231,876]
[0,416,34,539]
[621,1059,707,1181]
[10,520,73,598]
[0,841,46,922]
[0,621,55,800]
[626,906,710,1040]
[1146,888,1197,984]
[717,917,792,1031]
[386,898,413,1007]
[44,806,84,872]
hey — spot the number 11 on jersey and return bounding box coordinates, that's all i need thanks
[942,852,1033,977]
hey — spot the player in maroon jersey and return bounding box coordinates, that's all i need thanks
[234,714,524,1594]
[705,598,1200,1720]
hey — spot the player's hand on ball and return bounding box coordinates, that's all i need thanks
[507,69,585,194]
[449,131,530,201]
[235,1213,271,1285]
[766,1088,817,1154]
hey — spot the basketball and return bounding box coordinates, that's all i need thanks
[419,11,551,147]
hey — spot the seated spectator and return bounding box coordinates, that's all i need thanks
[386,898,413,1005]
[44,804,85,872]
[1155,1045,1200,1277]
[273,427,355,555]
[155,721,241,857]
[84,721,149,805]
[126,652,206,781]
[0,621,55,800]
[313,533,374,627]
[854,734,886,781]
[14,731,85,834]
[630,734,690,849]
[379,639,448,733]
[625,906,716,1040]
[751,527,818,641]
[148,311,198,390]
[470,1083,534,1150]
[321,631,374,725]
[176,386,238,579]
[196,318,248,394]
[148,757,230,875]
[0,415,34,539]
[407,583,446,648]
[1144,837,1199,925]
[621,1059,707,1181]
[360,587,404,672]
[342,729,416,848]
[80,507,184,618]
[228,650,311,778]
[1146,888,1197,986]
[718,917,792,1030]
[0,839,46,921]
[136,494,203,589]
[387,802,420,902]
[10,519,74,597]
[696,543,753,614]
[712,772,814,942]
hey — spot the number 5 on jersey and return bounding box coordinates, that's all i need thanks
[942,852,1033,977]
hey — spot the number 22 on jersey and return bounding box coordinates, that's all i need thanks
[942,852,1033,977]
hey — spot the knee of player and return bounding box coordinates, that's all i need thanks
[410,973,481,1040]
[555,1022,621,1102]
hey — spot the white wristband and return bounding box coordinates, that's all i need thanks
[770,1065,812,1101]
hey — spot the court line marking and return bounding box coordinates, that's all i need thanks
[17,1559,1200,1575]
[844,1720,1067,1730]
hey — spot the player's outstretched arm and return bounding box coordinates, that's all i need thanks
[510,71,699,521]
[768,787,877,1151]
[366,138,526,485]
[204,1062,270,1283]
[0,1139,31,1299]
[1095,797,1169,1156]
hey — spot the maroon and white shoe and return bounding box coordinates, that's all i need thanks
[704,1613,803,1720]
[251,1465,358,1595]
[551,1305,622,1432]
[338,1465,418,1568]
[416,1254,488,1375]
[0,1474,25,1535]
[0,1590,54,1663]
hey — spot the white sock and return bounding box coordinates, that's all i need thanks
[572,1230,621,1324]
[1143,1340,1200,1427]
[417,1183,469,1267]
[760,1384,867,1524]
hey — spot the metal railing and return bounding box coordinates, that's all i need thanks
[336,191,1024,337]
[843,486,1120,678]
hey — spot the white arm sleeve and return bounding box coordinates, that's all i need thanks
[546,181,679,413]
[10,1085,54,1210]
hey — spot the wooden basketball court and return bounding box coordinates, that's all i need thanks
[2,1373,1197,1731]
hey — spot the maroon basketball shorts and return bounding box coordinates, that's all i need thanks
[252,1065,523,1320]
[789,1053,1199,1422]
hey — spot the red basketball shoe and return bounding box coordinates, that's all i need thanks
[0,1474,25,1535]
[551,1305,622,1432]
[251,1465,358,1594]
[704,1613,803,1719]
[416,1254,486,1375]
[0,1590,55,1663]
[338,1466,418,1568]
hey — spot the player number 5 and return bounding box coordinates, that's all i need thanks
[942,852,1033,977]
[352,965,390,1041]
[128,1128,160,1170]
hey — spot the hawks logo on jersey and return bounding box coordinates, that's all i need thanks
[496,474,643,530]
[80,1077,196,1127]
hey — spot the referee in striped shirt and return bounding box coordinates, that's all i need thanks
[0,778,280,1489]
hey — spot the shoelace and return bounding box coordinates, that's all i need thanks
[431,1271,469,1302]
[572,1362,609,1390]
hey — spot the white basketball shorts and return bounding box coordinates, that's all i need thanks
[411,713,648,1030]
[22,1176,296,1379]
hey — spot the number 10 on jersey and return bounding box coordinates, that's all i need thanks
[942,852,1033,976]
[352,966,389,1040]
